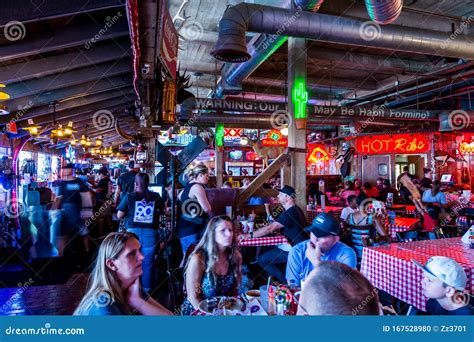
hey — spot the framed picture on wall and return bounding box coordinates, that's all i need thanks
[378,163,388,176]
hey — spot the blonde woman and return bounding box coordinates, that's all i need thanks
[177,164,212,258]
[181,215,242,315]
[74,232,172,316]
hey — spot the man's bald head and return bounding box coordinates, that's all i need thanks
[298,261,380,315]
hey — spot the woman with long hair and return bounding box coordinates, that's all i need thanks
[180,215,242,315]
[116,173,168,292]
[74,232,172,315]
[345,193,388,237]
[177,164,212,259]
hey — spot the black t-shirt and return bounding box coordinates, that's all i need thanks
[397,173,414,194]
[117,192,164,229]
[420,177,433,190]
[276,205,308,246]
[96,177,110,202]
[58,178,88,210]
[426,299,474,315]
[117,171,138,200]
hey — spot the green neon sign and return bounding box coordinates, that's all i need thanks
[292,78,308,120]
[216,123,224,147]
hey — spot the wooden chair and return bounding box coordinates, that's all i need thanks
[396,230,419,242]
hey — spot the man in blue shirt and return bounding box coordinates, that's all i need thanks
[286,213,357,286]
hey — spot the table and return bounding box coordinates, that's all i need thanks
[387,205,417,216]
[307,206,343,222]
[239,235,288,247]
[360,238,474,311]
[388,217,420,239]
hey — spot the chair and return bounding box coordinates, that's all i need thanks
[396,230,419,242]
[438,225,465,238]
[418,231,438,240]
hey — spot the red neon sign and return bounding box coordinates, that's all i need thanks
[224,128,242,137]
[307,145,329,164]
[245,151,261,161]
[356,134,430,154]
[262,129,288,146]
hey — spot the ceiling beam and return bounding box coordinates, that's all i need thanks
[0,40,131,84]
[6,59,132,100]
[0,0,125,26]
[8,99,133,127]
[0,18,129,62]
[4,75,133,111]
[4,87,133,125]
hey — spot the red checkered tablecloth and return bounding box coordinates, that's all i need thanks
[307,206,343,222]
[388,217,420,239]
[360,238,474,311]
[239,235,289,247]
[404,205,416,215]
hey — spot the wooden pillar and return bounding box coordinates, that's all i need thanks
[287,36,307,209]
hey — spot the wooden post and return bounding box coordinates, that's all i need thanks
[287,36,307,210]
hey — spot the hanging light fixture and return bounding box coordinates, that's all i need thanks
[23,119,41,136]
[63,121,76,137]
[95,135,103,147]
[0,84,10,101]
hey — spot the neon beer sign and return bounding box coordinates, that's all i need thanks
[356,134,430,154]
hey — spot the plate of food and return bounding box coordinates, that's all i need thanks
[198,296,244,314]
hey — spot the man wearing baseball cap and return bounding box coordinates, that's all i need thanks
[413,256,474,315]
[239,185,308,283]
[286,212,356,286]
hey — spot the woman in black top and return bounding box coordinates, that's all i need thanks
[93,167,111,236]
[176,164,212,262]
[55,163,89,256]
[117,173,166,292]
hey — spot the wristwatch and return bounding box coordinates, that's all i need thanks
[250,232,254,238]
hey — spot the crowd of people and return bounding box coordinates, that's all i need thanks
[54,161,472,317]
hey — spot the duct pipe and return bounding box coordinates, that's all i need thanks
[211,4,474,63]
[188,113,401,128]
[364,0,403,24]
[216,0,324,97]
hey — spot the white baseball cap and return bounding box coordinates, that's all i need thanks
[412,256,467,291]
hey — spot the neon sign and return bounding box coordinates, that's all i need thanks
[307,145,329,164]
[262,129,288,146]
[293,78,308,120]
[215,123,224,148]
[224,128,242,137]
[245,151,260,161]
[459,142,474,154]
[356,134,430,154]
